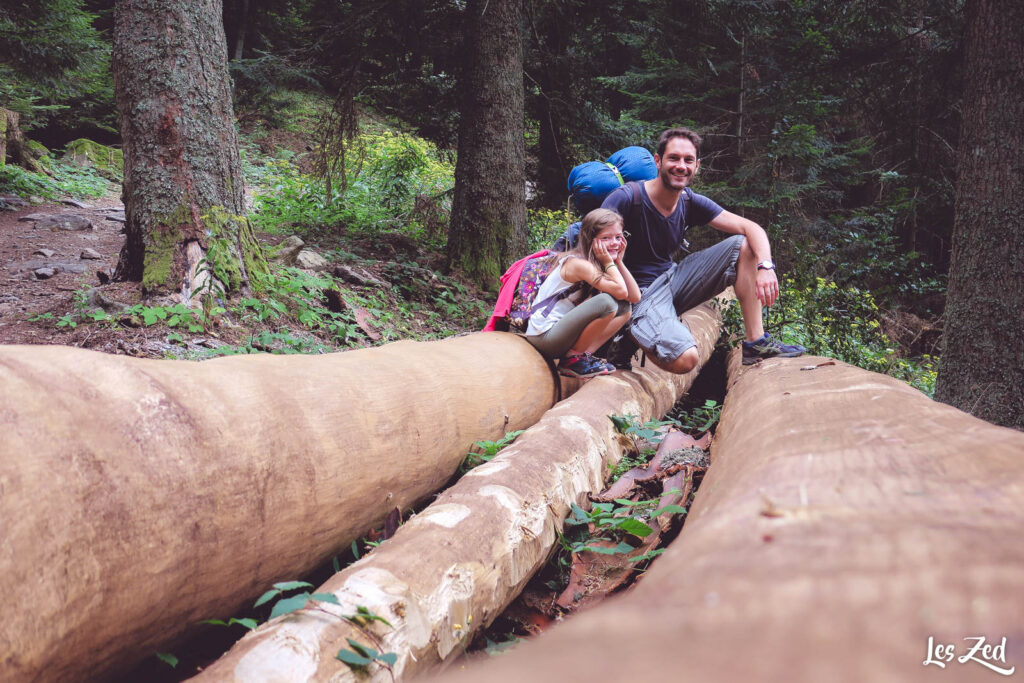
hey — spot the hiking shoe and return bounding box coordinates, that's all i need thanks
[741,333,806,365]
[558,352,614,378]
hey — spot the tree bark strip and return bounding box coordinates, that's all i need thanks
[190,300,724,682]
[934,0,1024,429]
[426,353,1024,683]
[0,333,561,682]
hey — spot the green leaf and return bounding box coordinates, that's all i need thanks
[615,518,654,537]
[229,618,259,630]
[568,502,590,524]
[608,414,634,433]
[336,648,373,667]
[253,589,280,608]
[346,605,392,627]
[351,540,360,560]
[270,593,311,619]
[346,638,377,658]
[202,619,228,626]
[311,592,340,605]
[378,652,398,666]
[576,542,634,555]
[650,504,688,517]
[273,580,314,591]
[155,652,178,668]
[629,548,667,563]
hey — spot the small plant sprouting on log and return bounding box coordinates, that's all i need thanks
[201,616,259,630]
[561,496,687,562]
[462,429,525,471]
[154,652,178,668]
[608,414,679,442]
[669,399,722,434]
[336,606,398,679]
[253,580,342,618]
[607,415,678,481]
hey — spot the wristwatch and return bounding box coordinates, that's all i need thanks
[756,260,776,271]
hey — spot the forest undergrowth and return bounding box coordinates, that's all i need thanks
[2,91,938,394]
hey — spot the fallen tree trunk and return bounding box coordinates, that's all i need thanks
[0,333,563,682]
[425,353,1024,683]
[190,299,724,682]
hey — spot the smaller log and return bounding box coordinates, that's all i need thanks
[190,298,725,682]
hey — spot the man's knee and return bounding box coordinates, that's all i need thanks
[738,234,753,260]
[652,346,699,374]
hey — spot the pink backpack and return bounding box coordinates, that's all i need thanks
[483,250,583,332]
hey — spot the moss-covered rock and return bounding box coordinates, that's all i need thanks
[64,139,124,180]
[26,139,49,158]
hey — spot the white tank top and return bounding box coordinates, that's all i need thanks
[526,256,581,336]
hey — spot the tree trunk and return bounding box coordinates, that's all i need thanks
[189,298,724,683]
[531,8,571,209]
[0,333,567,683]
[1,108,45,173]
[446,0,526,291]
[427,353,1024,683]
[112,0,268,299]
[934,0,1024,429]
[232,0,249,60]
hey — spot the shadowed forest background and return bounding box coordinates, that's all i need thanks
[1,0,1022,429]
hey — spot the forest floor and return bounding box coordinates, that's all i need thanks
[0,187,490,358]
[0,190,131,348]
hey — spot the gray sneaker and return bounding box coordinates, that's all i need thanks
[741,333,806,365]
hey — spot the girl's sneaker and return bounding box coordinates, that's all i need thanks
[558,352,614,379]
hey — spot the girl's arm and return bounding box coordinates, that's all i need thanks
[561,242,637,302]
[612,240,642,303]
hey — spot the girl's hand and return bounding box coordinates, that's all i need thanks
[593,239,614,267]
[615,237,627,264]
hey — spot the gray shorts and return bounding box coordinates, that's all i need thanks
[629,234,743,364]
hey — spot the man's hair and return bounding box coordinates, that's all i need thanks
[657,127,702,158]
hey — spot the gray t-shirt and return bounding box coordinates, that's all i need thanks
[602,183,723,289]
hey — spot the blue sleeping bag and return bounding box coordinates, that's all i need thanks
[607,146,657,184]
[567,146,658,216]
[567,161,623,215]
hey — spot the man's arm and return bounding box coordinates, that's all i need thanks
[708,210,779,307]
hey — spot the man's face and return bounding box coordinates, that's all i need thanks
[655,137,700,191]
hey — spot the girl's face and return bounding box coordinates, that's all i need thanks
[593,222,626,259]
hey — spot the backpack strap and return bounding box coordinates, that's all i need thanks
[623,181,693,253]
[528,281,583,319]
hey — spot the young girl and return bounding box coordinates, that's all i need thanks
[526,208,642,378]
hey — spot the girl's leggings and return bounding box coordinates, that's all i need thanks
[525,293,630,359]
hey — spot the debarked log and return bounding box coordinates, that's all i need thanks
[0,333,563,682]
[190,298,725,682]
[425,352,1024,683]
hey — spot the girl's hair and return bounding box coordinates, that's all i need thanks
[568,208,623,298]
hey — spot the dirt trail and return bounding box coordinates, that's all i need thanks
[0,192,143,349]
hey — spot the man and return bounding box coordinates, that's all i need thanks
[601,127,804,372]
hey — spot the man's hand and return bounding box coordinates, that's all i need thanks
[756,267,779,307]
